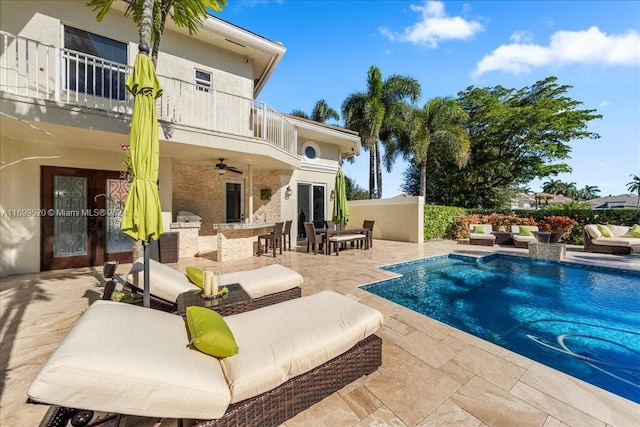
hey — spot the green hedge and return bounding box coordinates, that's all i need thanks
[423,205,467,240]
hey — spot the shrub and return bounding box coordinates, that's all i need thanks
[423,205,467,240]
[537,215,578,240]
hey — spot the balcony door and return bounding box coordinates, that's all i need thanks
[41,167,132,271]
[297,183,326,238]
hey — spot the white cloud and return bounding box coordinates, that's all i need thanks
[599,100,612,108]
[473,26,640,77]
[510,31,534,44]
[379,0,483,48]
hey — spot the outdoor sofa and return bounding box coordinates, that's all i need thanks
[126,258,303,314]
[28,290,383,427]
[583,224,640,255]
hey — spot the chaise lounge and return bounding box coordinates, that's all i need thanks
[28,291,383,427]
[511,225,539,249]
[583,224,640,255]
[469,224,496,246]
[126,258,303,314]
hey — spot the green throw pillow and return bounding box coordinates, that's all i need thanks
[186,306,239,358]
[473,225,486,234]
[185,267,204,288]
[519,226,533,236]
[596,224,613,238]
[630,224,640,238]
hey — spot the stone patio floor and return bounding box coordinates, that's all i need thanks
[1,239,639,426]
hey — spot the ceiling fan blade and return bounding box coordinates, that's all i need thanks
[228,167,243,174]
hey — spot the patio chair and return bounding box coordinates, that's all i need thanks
[257,221,284,257]
[363,219,375,248]
[125,258,303,314]
[28,291,383,427]
[469,224,496,246]
[280,219,293,251]
[303,222,324,254]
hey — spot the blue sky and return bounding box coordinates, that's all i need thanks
[223,1,640,198]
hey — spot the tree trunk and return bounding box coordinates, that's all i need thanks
[369,142,375,198]
[375,141,382,199]
[420,160,427,198]
[139,0,153,49]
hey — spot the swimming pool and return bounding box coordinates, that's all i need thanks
[362,254,640,403]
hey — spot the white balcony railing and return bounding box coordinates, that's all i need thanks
[0,31,296,154]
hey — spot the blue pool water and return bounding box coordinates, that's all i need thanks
[362,254,640,403]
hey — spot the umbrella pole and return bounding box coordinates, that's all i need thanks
[143,239,150,308]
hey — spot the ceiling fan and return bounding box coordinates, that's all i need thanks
[215,158,243,175]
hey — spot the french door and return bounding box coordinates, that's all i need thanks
[296,183,326,238]
[41,166,132,270]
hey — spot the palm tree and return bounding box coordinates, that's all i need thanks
[576,185,600,200]
[342,66,420,198]
[89,0,227,67]
[396,97,470,198]
[627,173,640,209]
[290,100,340,123]
[542,179,577,197]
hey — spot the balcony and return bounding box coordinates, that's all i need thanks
[0,31,296,155]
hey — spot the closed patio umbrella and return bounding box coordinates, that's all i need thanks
[332,167,349,226]
[121,46,163,308]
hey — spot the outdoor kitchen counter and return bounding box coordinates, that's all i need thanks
[213,223,276,262]
[212,222,275,238]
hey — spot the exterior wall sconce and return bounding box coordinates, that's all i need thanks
[285,186,293,199]
[330,190,335,201]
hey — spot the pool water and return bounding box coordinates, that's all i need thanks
[362,254,640,403]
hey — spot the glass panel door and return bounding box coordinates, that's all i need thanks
[105,178,132,253]
[225,181,243,223]
[296,183,326,238]
[53,175,88,257]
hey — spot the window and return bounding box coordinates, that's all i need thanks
[63,26,128,100]
[302,141,320,161]
[195,69,212,92]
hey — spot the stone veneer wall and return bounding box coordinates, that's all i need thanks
[172,165,282,260]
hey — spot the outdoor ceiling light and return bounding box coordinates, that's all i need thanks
[218,168,226,175]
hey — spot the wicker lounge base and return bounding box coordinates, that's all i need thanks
[124,283,302,316]
[35,334,382,427]
[513,240,531,249]
[583,230,632,255]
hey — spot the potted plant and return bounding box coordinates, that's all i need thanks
[537,216,578,243]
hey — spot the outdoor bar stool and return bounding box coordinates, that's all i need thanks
[257,222,284,257]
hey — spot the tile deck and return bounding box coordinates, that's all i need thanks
[1,240,639,426]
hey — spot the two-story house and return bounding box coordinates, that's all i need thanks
[0,1,360,277]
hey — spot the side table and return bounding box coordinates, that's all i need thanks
[176,283,251,317]
[492,231,513,246]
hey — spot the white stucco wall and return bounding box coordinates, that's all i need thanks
[347,197,424,244]
[0,138,173,277]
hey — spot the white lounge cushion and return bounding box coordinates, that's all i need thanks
[591,237,640,248]
[221,264,304,299]
[127,258,199,302]
[470,233,496,240]
[584,224,602,239]
[28,301,231,420]
[220,290,383,403]
[512,234,536,243]
[128,259,303,301]
[607,224,631,237]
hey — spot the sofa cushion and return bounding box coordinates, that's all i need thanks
[220,290,383,403]
[630,224,640,238]
[608,224,631,237]
[512,234,535,243]
[471,224,490,234]
[186,306,239,358]
[584,224,602,239]
[28,301,231,420]
[597,224,613,238]
[221,264,304,299]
